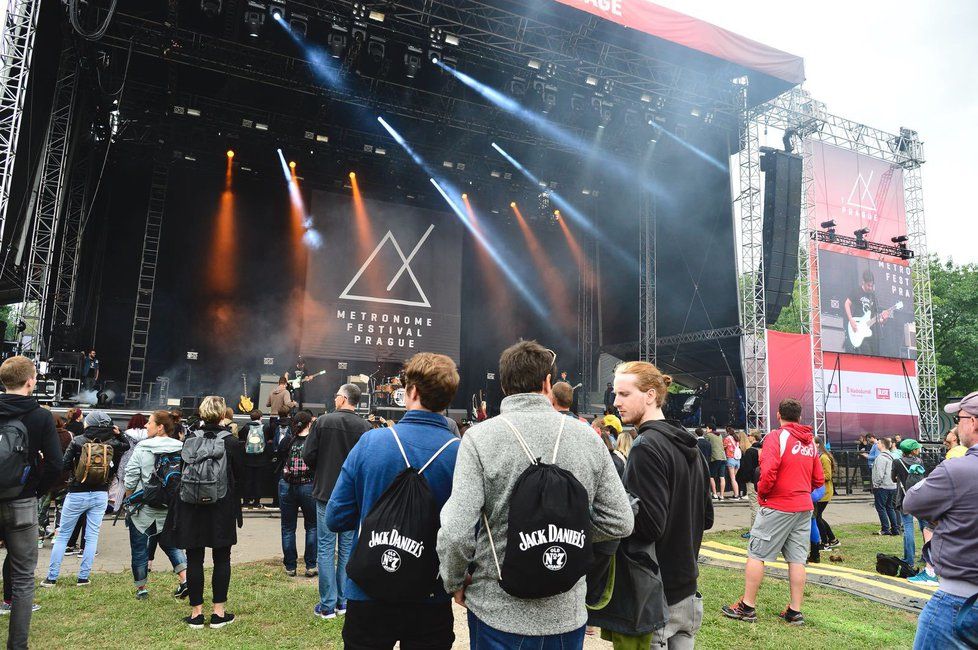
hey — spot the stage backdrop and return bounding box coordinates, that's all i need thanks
[767,330,921,441]
[817,249,916,359]
[300,192,462,363]
[810,141,907,244]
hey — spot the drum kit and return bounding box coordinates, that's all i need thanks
[371,376,406,407]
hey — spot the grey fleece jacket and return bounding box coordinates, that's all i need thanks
[437,393,634,636]
[871,450,897,490]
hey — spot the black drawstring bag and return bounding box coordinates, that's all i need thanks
[484,416,592,599]
[347,427,457,601]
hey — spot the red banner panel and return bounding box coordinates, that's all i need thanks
[768,330,920,442]
[809,141,907,244]
[551,0,804,84]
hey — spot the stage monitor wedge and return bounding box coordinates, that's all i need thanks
[760,147,803,325]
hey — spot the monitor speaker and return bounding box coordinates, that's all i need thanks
[761,147,803,324]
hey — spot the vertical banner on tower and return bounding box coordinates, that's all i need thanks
[300,192,462,363]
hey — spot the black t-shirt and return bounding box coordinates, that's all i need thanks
[848,288,878,324]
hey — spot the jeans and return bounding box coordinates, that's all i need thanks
[913,590,970,650]
[316,499,353,611]
[814,501,836,543]
[872,488,899,533]
[1,497,38,650]
[47,491,108,581]
[653,592,703,649]
[279,479,317,571]
[127,518,187,587]
[467,612,586,649]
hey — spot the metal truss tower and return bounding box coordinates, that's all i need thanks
[578,232,595,408]
[0,0,40,248]
[51,138,91,332]
[125,164,170,405]
[736,80,768,432]
[754,88,938,441]
[21,45,78,360]
[638,189,656,364]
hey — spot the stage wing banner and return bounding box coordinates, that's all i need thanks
[817,248,916,359]
[300,193,462,363]
[551,0,804,83]
[768,330,921,441]
[809,141,907,244]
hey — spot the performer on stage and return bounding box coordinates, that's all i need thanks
[82,349,99,391]
[291,356,307,410]
[844,270,887,356]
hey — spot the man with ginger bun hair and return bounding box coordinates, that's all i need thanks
[612,361,713,648]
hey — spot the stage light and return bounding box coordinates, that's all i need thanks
[201,0,222,17]
[429,52,440,65]
[510,201,516,208]
[891,235,909,243]
[820,220,837,229]
[226,149,234,158]
[585,75,598,87]
[404,47,422,78]
[315,134,329,143]
[445,33,460,46]
[186,108,201,117]
[368,10,385,22]
[243,3,265,38]
[289,13,308,37]
[349,172,356,179]
[641,92,652,103]
[461,193,468,199]
[328,27,349,58]
[854,227,871,248]
[270,7,284,22]
[527,59,542,70]
[255,122,269,131]
[289,160,296,169]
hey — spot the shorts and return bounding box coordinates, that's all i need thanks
[747,507,811,564]
[710,460,726,480]
[726,458,740,469]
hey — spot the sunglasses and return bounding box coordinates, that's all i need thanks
[953,414,976,424]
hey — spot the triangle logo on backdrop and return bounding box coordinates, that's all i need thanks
[845,170,877,212]
[339,225,434,307]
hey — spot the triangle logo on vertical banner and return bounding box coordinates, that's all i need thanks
[339,225,434,307]
[845,170,877,212]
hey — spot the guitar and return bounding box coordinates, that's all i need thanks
[238,374,254,413]
[847,301,904,349]
[287,369,326,390]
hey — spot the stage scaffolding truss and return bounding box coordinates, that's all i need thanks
[752,88,939,442]
[638,189,656,364]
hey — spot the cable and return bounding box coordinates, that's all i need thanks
[69,0,118,42]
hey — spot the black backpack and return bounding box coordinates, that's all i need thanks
[0,417,31,499]
[142,451,183,508]
[876,553,915,578]
[346,427,458,601]
[484,415,592,599]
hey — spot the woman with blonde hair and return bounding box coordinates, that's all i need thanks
[614,430,633,462]
[163,396,245,629]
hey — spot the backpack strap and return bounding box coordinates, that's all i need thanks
[482,512,503,581]
[389,426,411,469]
[498,415,567,465]
[418,438,458,475]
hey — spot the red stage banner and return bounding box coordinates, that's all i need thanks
[551,0,804,84]
[809,141,907,245]
[768,330,921,442]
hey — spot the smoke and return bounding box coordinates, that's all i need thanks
[72,389,98,404]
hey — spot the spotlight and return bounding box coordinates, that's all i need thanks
[289,160,296,169]
[854,227,870,248]
[444,33,460,46]
[461,193,468,199]
[783,128,798,153]
[289,13,308,37]
[404,46,422,78]
[269,4,285,22]
[328,28,349,58]
[243,1,265,37]
[349,171,356,179]
[891,235,909,244]
[585,75,599,87]
[367,36,386,63]
[510,201,516,208]
[226,149,234,158]
[200,0,222,17]
[429,50,440,64]
[527,59,542,70]
[820,220,837,229]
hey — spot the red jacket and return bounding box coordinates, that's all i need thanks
[757,422,825,512]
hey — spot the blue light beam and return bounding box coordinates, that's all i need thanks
[273,15,343,88]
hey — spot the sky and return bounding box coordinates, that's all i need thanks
[655,0,978,264]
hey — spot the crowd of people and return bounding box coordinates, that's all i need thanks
[1,349,976,649]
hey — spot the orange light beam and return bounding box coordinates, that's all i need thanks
[463,193,510,315]
[209,157,236,294]
[510,202,574,328]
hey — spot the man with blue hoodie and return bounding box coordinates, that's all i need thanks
[904,391,978,650]
[327,352,461,649]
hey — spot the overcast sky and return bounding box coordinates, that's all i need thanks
[656,0,978,264]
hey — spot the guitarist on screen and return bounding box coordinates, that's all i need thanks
[844,269,887,356]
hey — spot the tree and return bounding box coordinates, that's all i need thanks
[928,256,978,400]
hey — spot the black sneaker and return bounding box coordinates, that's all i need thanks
[285,568,297,577]
[721,600,757,622]
[210,612,235,629]
[779,608,805,626]
[174,582,189,599]
[64,546,78,556]
[76,578,90,587]
[183,614,205,629]
[39,579,56,589]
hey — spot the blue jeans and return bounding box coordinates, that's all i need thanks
[279,479,317,571]
[127,518,187,587]
[47,491,108,581]
[901,512,927,568]
[873,488,899,533]
[913,590,970,650]
[316,499,353,611]
[468,612,586,649]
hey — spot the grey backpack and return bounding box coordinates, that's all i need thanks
[180,430,231,505]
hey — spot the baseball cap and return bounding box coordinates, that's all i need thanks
[944,391,978,416]
[898,439,921,454]
[603,414,623,434]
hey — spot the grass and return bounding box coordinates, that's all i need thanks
[705,522,924,573]
[6,559,918,649]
